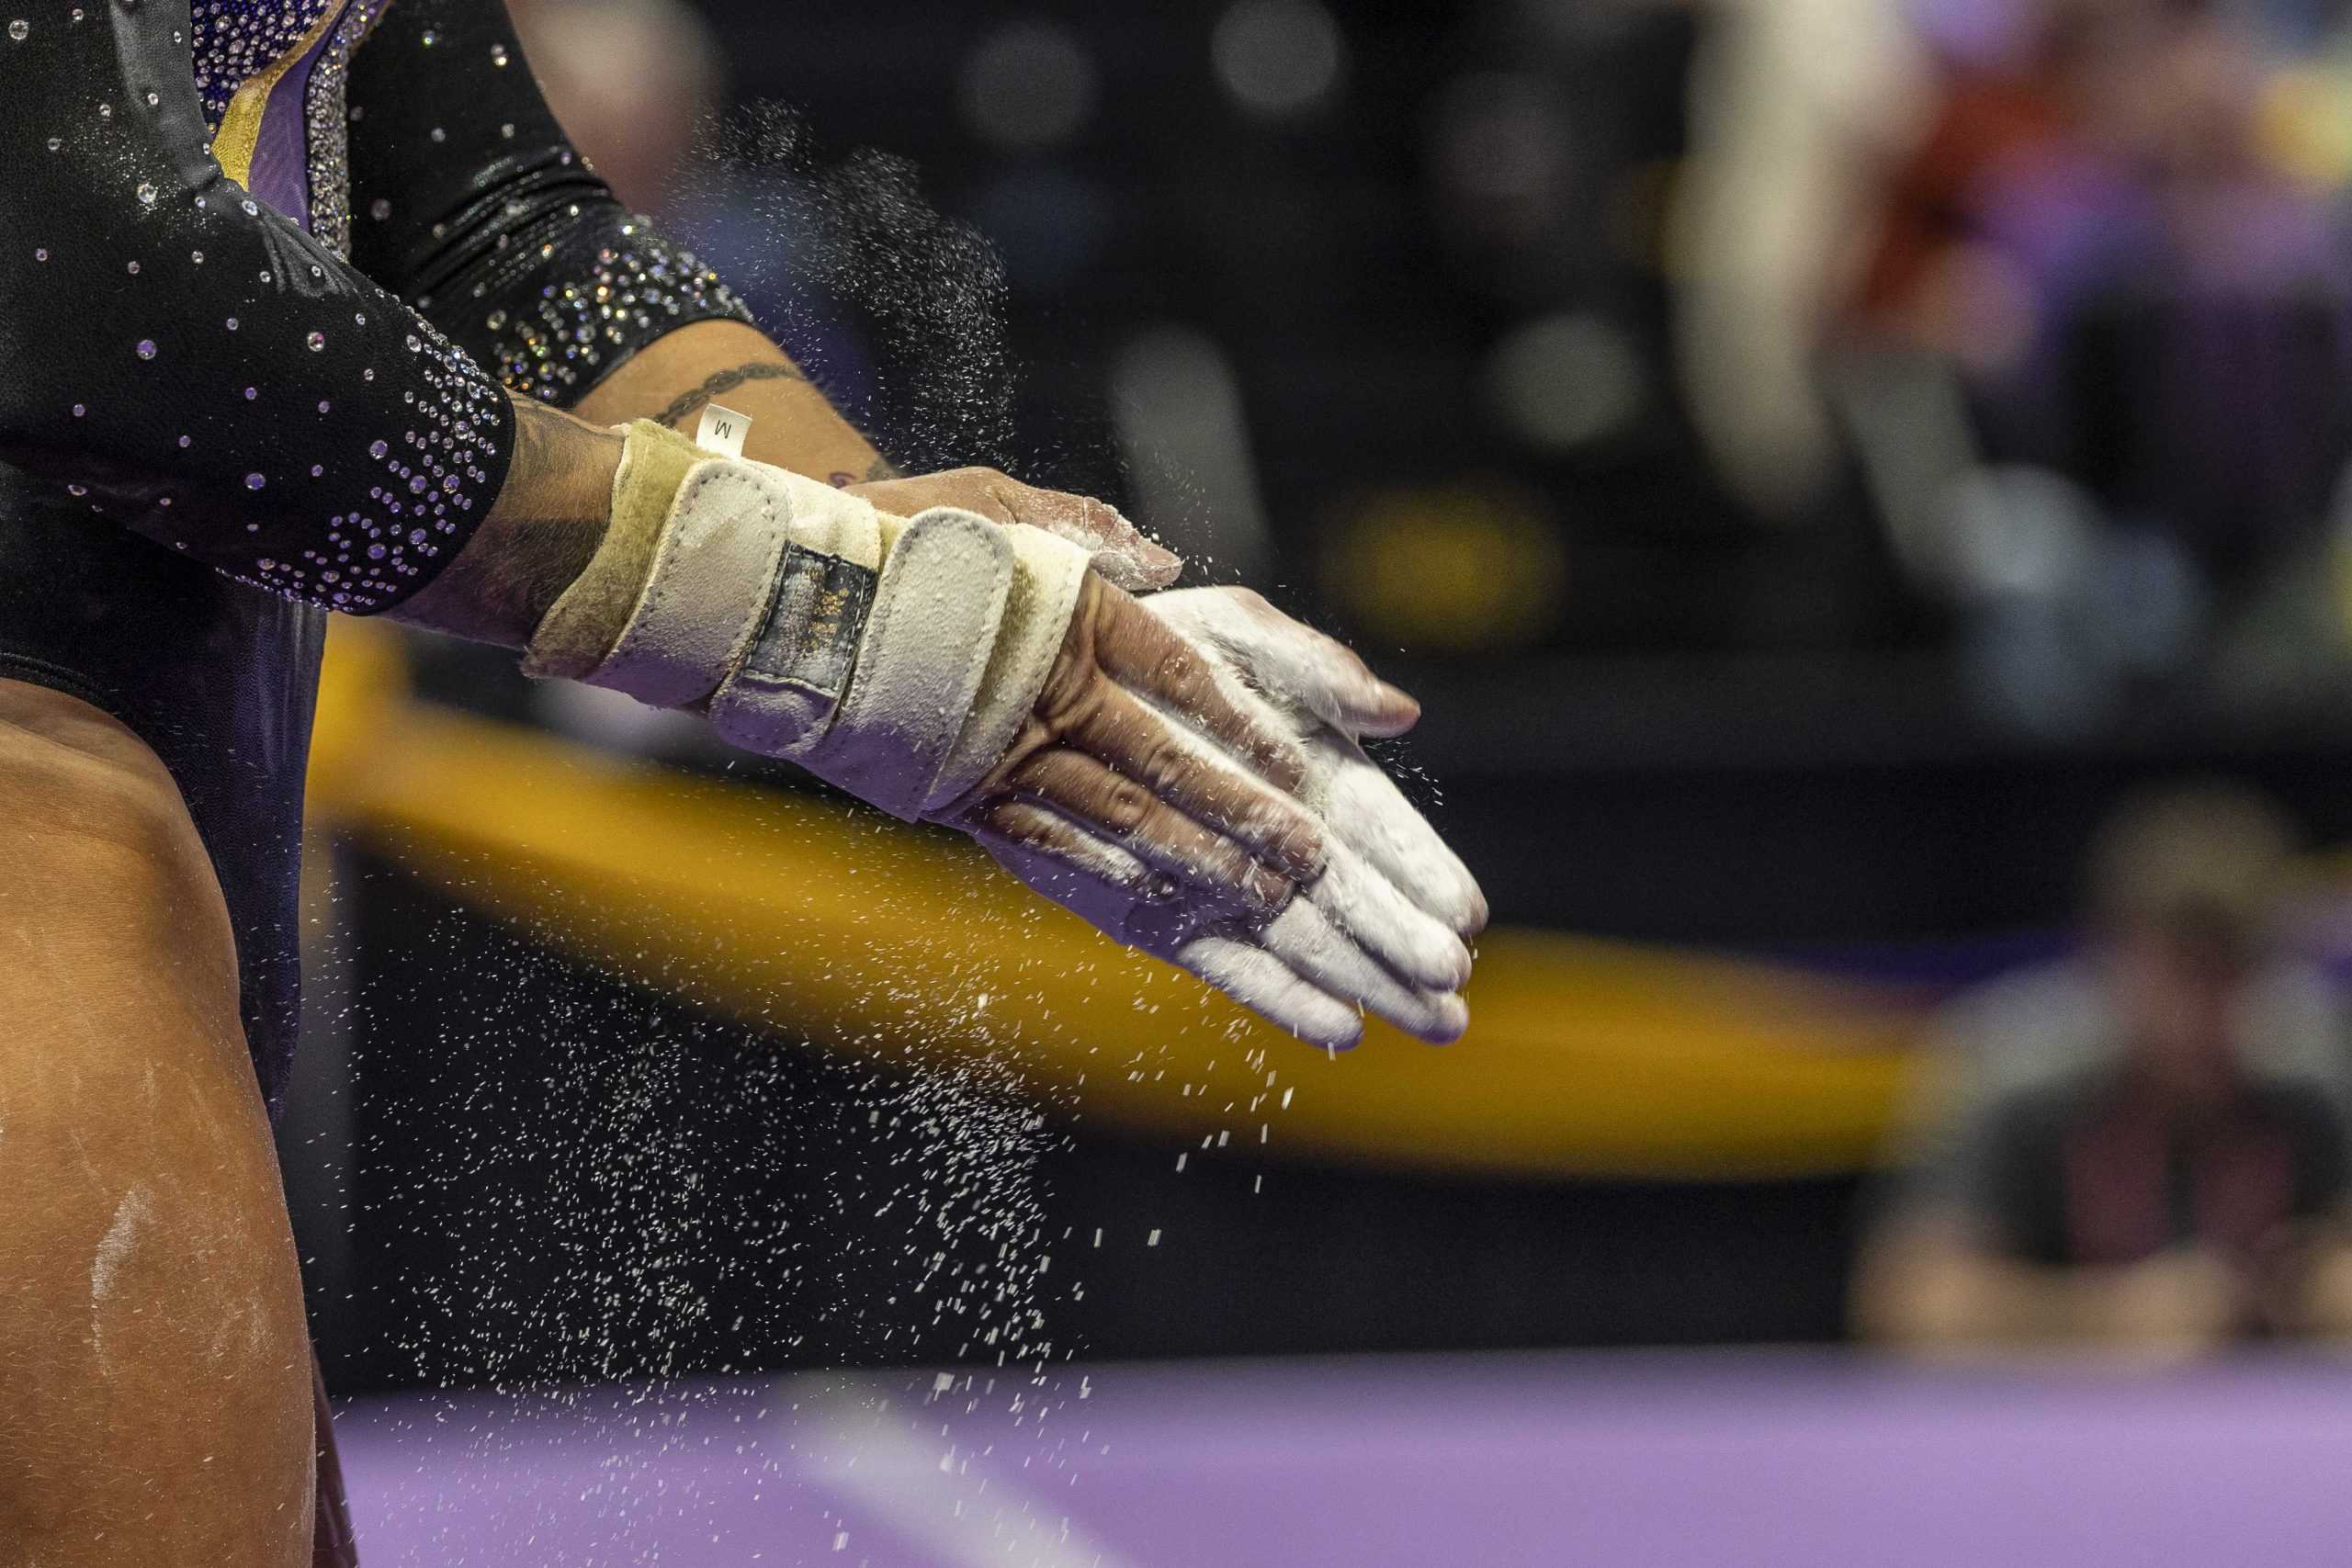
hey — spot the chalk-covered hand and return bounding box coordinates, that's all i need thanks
[971,586,1484,1049]
[959,572,1328,925]
[522,423,1473,1046]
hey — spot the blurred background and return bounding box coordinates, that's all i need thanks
[300,0,2352,1557]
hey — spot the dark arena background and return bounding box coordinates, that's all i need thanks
[258,0,2352,1561]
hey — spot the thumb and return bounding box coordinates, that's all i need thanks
[1151,588,1420,739]
[1003,482,1184,592]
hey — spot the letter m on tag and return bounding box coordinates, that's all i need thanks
[696,403,752,458]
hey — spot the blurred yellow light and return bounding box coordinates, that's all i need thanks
[307,621,1913,1180]
[1325,485,1566,651]
[2256,65,2352,192]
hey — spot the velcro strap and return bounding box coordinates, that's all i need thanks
[705,542,880,754]
[782,509,1018,820]
[588,459,886,709]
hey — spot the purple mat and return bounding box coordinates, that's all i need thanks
[337,1350,2352,1567]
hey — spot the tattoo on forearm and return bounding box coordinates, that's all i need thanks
[654,362,811,430]
[830,454,904,489]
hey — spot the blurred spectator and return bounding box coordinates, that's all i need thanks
[1678,0,2352,723]
[1672,0,1929,518]
[1856,783,2352,1355]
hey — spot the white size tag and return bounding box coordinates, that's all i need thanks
[695,403,752,457]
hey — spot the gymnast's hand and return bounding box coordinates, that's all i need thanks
[958,572,1328,927]
[971,585,1484,1049]
[495,418,1477,1046]
[849,468,1184,593]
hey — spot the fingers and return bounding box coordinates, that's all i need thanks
[978,811,1463,1049]
[1227,591,1420,738]
[1312,735,1488,938]
[1149,587,1420,739]
[1301,647,1419,739]
[977,818,1364,1048]
[978,821,1224,963]
[1174,935,1366,1050]
[997,478,1184,592]
[1085,585,1310,792]
[853,468,1185,592]
[974,799,1154,897]
[976,773,1294,920]
[1308,841,1474,992]
[1048,680,1325,883]
[1254,897,1469,1046]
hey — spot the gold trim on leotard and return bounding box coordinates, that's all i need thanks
[209,0,354,188]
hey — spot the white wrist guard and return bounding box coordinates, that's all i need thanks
[525,422,1090,821]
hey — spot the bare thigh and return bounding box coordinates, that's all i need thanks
[0,677,316,1567]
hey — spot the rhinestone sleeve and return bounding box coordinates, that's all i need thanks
[345,0,753,413]
[0,0,513,614]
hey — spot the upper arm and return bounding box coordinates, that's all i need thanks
[344,0,752,412]
[0,0,514,614]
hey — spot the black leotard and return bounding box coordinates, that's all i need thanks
[0,0,750,1110]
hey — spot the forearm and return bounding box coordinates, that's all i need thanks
[389,400,622,647]
[1858,1238,2070,1347]
[1941,1258,2135,1344]
[2281,1236,2352,1338]
[0,0,513,613]
[1858,1229,2231,1350]
[392,314,897,646]
[570,320,897,485]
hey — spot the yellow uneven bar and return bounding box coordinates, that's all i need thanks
[310,626,1917,1179]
